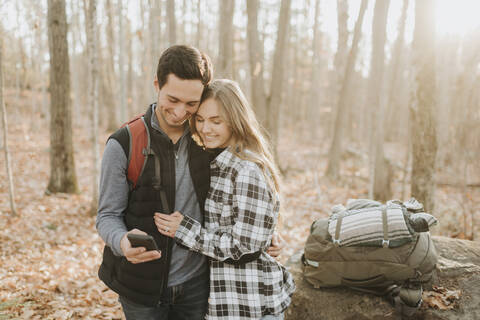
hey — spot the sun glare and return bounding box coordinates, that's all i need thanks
[435,0,480,36]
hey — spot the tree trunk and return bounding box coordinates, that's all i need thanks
[127,17,133,116]
[267,0,291,158]
[325,0,369,179]
[196,0,202,48]
[105,0,118,131]
[330,0,349,125]
[118,1,127,123]
[217,0,235,78]
[0,31,17,215]
[167,0,176,45]
[84,0,100,214]
[309,0,323,138]
[410,0,438,212]
[384,0,409,141]
[246,0,268,126]
[368,0,391,201]
[47,0,78,194]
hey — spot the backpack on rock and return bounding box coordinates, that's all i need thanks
[302,198,438,318]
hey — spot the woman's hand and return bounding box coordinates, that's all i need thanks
[155,211,184,238]
[267,232,285,258]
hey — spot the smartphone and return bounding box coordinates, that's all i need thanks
[127,233,159,251]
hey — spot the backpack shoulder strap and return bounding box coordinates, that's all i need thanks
[121,114,150,188]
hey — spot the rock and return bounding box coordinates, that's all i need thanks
[284,236,480,320]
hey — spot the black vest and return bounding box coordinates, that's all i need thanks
[98,106,211,306]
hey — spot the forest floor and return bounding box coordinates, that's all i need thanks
[1,102,479,319]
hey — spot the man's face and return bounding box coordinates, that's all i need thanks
[154,74,204,132]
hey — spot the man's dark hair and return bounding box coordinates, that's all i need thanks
[156,45,213,89]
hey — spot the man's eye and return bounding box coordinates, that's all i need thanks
[169,98,178,103]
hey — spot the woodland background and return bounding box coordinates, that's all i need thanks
[0,0,479,318]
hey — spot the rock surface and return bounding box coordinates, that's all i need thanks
[284,236,480,320]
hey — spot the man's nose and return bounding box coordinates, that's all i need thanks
[173,105,187,119]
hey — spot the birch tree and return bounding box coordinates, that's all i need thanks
[47,0,78,193]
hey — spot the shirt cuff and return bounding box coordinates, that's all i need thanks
[175,215,200,249]
[112,230,128,256]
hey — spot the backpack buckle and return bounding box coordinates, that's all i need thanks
[333,239,341,247]
[382,239,390,248]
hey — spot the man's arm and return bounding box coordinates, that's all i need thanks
[96,139,162,263]
[96,139,130,256]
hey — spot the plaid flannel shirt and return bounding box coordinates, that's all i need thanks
[175,148,295,320]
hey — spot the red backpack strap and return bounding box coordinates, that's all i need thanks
[123,114,150,188]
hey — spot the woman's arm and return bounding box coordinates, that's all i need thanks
[155,165,278,262]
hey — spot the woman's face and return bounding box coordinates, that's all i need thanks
[195,98,233,149]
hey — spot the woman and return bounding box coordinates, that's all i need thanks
[154,79,295,319]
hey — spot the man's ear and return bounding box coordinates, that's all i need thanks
[153,76,159,92]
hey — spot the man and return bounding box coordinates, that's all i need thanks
[97,45,282,320]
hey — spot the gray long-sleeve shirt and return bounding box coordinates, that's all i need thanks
[96,105,207,287]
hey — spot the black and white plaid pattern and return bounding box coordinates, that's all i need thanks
[175,149,295,319]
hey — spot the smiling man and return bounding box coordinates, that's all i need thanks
[96,45,213,320]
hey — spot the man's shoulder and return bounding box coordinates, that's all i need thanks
[108,126,130,158]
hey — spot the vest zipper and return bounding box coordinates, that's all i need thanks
[158,142,176,304]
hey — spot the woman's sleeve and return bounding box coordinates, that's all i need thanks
[174,165,277,261]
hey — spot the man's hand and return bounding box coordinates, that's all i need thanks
[267,232,284,258]
[121,229,161,264]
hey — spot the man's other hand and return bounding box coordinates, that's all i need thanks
[267,232,284,258]
[121,229,161,264]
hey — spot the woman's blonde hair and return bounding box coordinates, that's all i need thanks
[190,79,280,194]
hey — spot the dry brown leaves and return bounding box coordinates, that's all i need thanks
[423,285,462,310]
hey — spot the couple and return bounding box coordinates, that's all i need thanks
[96,45,295,320]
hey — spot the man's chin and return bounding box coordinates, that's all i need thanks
[166,120,187,128]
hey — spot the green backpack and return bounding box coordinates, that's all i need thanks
[302,199,438,317]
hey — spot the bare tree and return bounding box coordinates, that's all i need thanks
[47,0,78,193]
[325,0,369,179]
[308,0,323,136]
[368,0,391,201]
[246,0,291,158]
[196,0,202,48]
[331,0,349,113]
[118,1,127,123]
[0,29,17,215]
[411,0,438,212]
[246,0,268,125]
[104,0,118,131]
[384,0,409,140]
[167,0,176,45]
[217,0,235,78]
[84,0,100,214]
